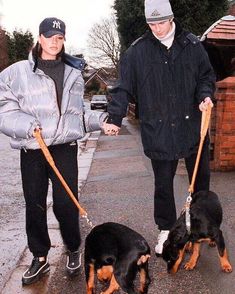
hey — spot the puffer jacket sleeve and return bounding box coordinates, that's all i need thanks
[83,110,108,132]
[0,68,40,139]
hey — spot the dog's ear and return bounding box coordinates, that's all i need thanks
[164,238,170,248]
[170,227,188,246]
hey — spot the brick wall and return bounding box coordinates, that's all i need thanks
[210,76,235,171]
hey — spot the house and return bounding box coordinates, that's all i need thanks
[201,15,235,80]
[200,12,235,171]
[84,67,117,97]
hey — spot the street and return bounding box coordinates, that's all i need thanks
[0,134,26,291]
[1,117,235,293]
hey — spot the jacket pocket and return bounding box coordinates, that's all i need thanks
[140,115,170,155]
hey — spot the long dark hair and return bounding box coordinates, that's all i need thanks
[32,41,65,72]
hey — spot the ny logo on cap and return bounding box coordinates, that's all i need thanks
[151,10,161,16]
[53,20,61,29]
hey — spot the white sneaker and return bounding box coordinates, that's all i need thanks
[155,230,170,255]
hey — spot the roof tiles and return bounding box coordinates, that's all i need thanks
[204,15,235,40]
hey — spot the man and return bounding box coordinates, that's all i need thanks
[104,0,215,255]
[0,17,106,284]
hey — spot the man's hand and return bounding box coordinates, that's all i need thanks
[199,97,214,112]
[103,122,120,136]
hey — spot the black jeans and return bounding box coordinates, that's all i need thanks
[20,142,81,257]
[151,143,210,231]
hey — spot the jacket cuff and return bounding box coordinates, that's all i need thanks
[106,114,122,127]
[27,120,41,138]
[84,111,108,132]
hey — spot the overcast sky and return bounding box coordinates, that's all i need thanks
[0,0,114,54]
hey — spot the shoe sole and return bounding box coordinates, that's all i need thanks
[66,266,81,277]
[22,266,50,285]
[66,252,81,276]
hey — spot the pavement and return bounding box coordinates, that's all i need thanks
[1,116,235,294]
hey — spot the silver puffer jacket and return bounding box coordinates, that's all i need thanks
[0,53,107,150]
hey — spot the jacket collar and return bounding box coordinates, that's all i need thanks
[144,19,189,49]
[28,51,36,71]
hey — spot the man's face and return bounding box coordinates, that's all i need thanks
[38,34,65,60]
[148,19,173,38]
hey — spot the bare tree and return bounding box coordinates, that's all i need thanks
[87,15,120,72]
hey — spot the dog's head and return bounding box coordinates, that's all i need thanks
[97,265,113,282]
[162,217,189,273]
[162,237,181,273]
[95,254,116,282]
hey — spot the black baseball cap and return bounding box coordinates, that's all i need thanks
[39,17,66,38]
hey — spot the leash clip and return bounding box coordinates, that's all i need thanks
[82,214,94,229]
[185,193,192,234]
[186,195,192,204]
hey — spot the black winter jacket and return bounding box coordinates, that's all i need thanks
[107,22,215,160]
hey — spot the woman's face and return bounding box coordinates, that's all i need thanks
[38,34,65,60]
[148,19,173,39]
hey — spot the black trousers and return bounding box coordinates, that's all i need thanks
[20,142,81,257]
[151,143,210,231]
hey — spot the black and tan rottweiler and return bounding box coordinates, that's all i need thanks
[162,190,233,274]
[84,222,151,294]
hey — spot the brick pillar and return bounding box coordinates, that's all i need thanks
[210,77,235,171]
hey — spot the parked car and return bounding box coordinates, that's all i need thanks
[90,95,108,111]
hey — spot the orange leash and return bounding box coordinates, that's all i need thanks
[185,105,212,233]
[188,105,212,194]
[33,129,88,217]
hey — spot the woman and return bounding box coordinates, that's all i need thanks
[0,17,107,285]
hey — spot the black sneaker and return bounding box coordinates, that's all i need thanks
[22,257,50,285]
[66,250,82,276]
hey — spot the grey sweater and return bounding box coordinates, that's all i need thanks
[37,58,65,109]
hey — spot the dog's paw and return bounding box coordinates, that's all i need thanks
[221,263,233,273]
[184,261,196,271]
[185,242,193,253]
